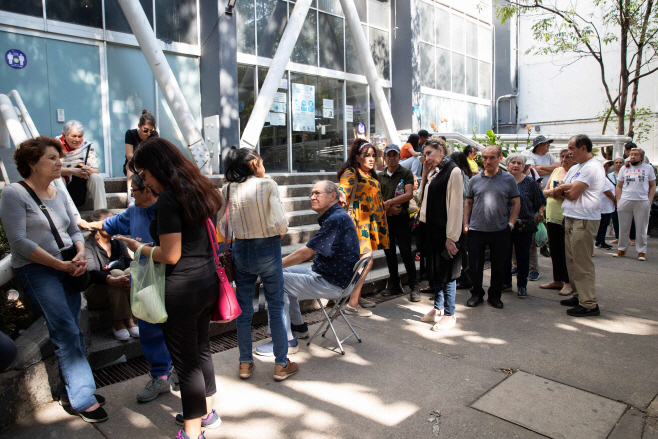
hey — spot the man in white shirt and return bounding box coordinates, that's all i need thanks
[553,135,605,317]
[614,147,656,260]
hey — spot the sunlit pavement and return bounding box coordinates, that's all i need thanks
[5,239,658,438]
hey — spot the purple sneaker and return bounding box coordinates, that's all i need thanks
[175,409,221,429]
[176,430,206,439]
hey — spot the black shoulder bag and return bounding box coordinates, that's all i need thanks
[18,181,90,291]
[67,145,91,207]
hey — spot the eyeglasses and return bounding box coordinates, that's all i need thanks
[309,191,326,199]
[131,187,145,194]
[141,127,154,134]
[136,168,146,178]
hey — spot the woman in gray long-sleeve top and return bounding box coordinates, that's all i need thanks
[0,136,108,423]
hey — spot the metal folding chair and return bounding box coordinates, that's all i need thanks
[306,256,372,355]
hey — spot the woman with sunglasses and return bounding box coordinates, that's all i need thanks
[337,139,389,317]
[124,110,158,206]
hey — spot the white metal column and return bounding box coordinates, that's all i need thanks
[338,0,400,146]
[117,0,211,173]
[240,0,314,149]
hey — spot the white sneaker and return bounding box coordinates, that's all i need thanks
[113,328,130,341]
[128,326,140,338]
[343,304,372,317]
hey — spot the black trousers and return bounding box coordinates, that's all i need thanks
[162,280,218,420]
[546,222,569,283]
[467,228,511,301]
[384,213,417,287]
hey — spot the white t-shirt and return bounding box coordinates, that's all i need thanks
[562,157,605,221]
[600,177,616,214]
[618,163,656,201]
[532,152,558,176]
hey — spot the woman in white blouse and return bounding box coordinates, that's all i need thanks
[219,147,298,382]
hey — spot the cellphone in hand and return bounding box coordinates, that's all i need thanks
[440,242,461,260]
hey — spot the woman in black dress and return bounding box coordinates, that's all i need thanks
[124,109,158,205]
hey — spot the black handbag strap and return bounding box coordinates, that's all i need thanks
[17,181,67,251]
[83,144,91,165]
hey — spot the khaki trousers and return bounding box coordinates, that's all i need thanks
[87,173,107,210]
[85,268,132,321]
[564,218,599,309]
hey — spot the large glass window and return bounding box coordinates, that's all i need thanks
[368,0,389,29]
[436,47,451,91]
[452,53,465,95]
[420,43,435,88]
[156,0,198,45]
[46,0,102,28]
[465,20,478,57]
[419,2,435,44]
[1,0,42,17]
[319,12,344,71]
[420,94,436,132]
[237,65,255,140]
[345,24,367,76]
[236,0,256,55]
[318,0,343,16]
[317,77,344,168]
[354,0,367,22]
[466,57,478,97]
[291,10,318,66]
[370,27,390,80]
[369,89,389,147]
[258,67,289,172]
[478,61,491,100]
[105,0,153,34]
[437,8,450,48]
[257,0,287,58]
[346,83,367,146]
[451,15,464,53]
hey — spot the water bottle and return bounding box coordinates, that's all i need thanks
[394,179,405,197]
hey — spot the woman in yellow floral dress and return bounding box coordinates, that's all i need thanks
[337,139,389,317]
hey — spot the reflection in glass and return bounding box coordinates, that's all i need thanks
[318,0,343,16]
[437,97,452,132]
[420,94,436,132]
[237,65,255,140]
[257,0,287,58]
[452,54,465,95]
[156,0,198,44]
[418,2,435,44]
[291,10,318,66]
[420,43,435,88]
[258,67,288,172]
[467,102,477,133]
[105,0,153,34]
[479,25,492,62]
[1,0,42,17]
[370,90,389,147]
[452,99,467,133]
[466,57,478,97]
[437,8,450,48]
[346,82,367,146]
[368,0,389,29]
[317,77,344,170]
[46,0,102,28]
[477,104,491,134]
[479,61,491,100]
[236,0,255,54]
[354,0,367,22]
[346,24,367,76]
[319,12,344,71]
[451,15,464,53]
[370,27,390,80]
[465,20,478,57]
[436,47,451,91]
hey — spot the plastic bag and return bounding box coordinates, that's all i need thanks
[129,244,167,324]
[535,222,548,247]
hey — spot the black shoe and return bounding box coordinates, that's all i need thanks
[566,305,600,317]
[60,394,105,407]
[517,287,527,299]
[409,285,421,302]
[560,297,579,307]
[598,243,612,250]
[466,297,484,307]
[501,284,512,293]
[77,405,108,423]
[381,286,403,297]
[487,298,504,309]
[540,245,551,257]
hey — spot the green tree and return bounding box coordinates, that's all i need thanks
[497,0,658,139]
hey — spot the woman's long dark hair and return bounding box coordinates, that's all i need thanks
[406,133,420,151]
[450,151,473,178]
[337,138,380,181]
[224,147,260,183]
[129,138,222,225]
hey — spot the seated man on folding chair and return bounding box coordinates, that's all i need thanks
[255,180,360,356]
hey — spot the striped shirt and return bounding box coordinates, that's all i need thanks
[218,176,288,240]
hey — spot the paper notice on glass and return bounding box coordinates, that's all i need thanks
[270,92,287,113]
[292,83,315,132]
[345,105,354,123]
[268,112,286,126]
[279,78,288,89]
[322,99,334,119]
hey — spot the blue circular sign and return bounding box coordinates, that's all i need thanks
[357,122,366,135]
[5,49,27,69]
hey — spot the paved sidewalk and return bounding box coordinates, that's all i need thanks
[4,240,658,438]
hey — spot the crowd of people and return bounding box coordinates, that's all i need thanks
[0,124,655,438]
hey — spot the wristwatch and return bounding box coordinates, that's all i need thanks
[509,222,514,229]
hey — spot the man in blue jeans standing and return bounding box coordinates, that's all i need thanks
[78,174,176,402]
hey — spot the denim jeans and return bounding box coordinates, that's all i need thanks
[137,319,172,377]
[233,236,288,367]
[433,280,456,316]
[14,263,98,412]
[595,213,612,245]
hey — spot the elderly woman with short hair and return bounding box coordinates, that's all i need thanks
[0,136,107,423]
[58,120,107,210]
[502,153,546,298]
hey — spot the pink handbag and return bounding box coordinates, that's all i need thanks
[206,219,241,323]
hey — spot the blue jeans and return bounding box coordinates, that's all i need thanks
[14,264,98,412]
[433,280,456,316]
[233,236,288,367]
[137,319,172,377]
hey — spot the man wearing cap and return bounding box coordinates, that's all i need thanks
[379,144,419,301]
[530,135,559,187]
